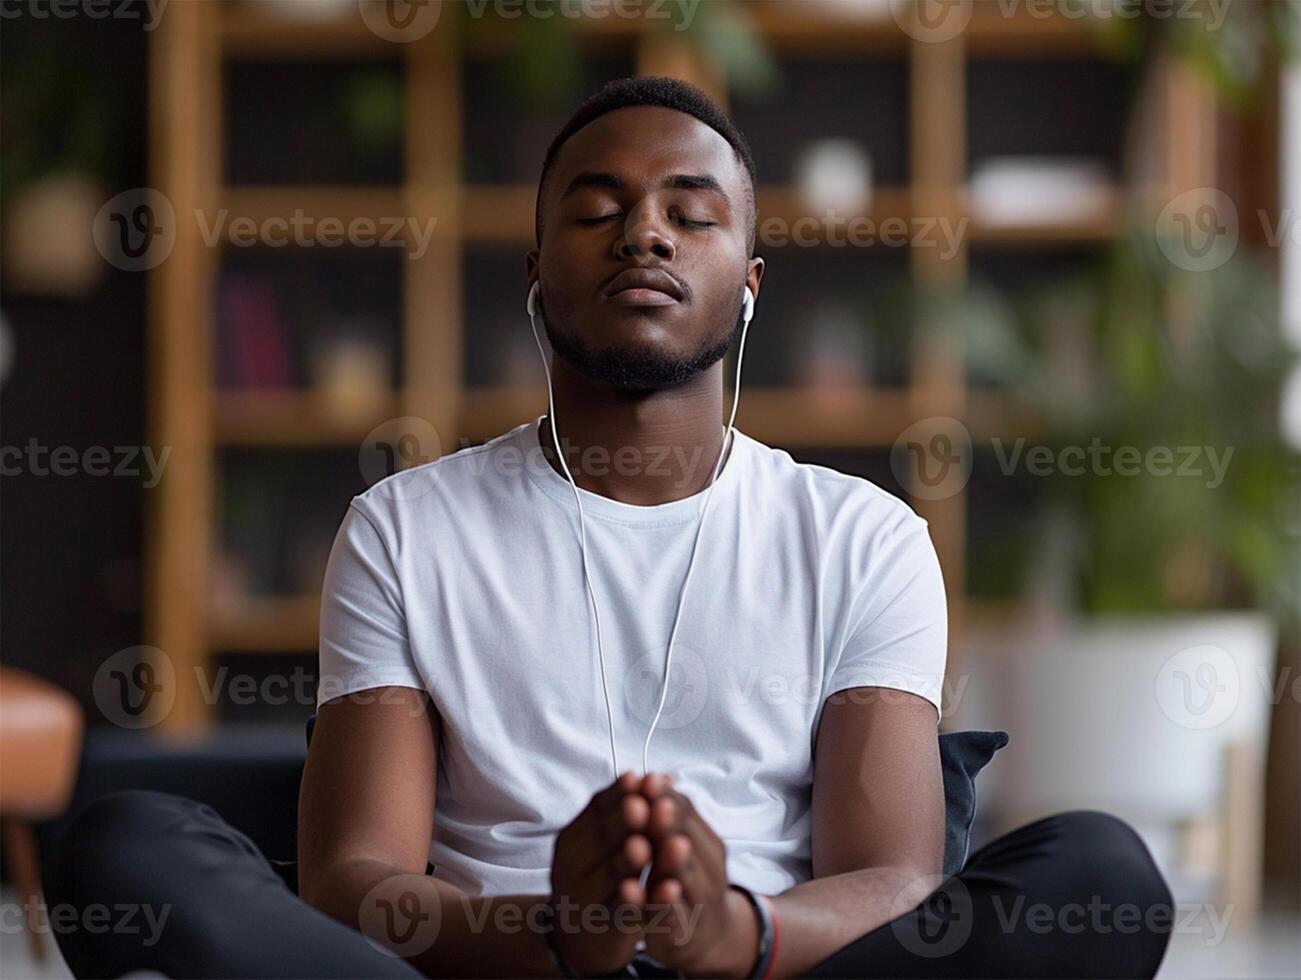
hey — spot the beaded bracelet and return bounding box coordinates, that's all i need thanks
[730,884,777,980]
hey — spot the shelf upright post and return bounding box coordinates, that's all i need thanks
[907,28,969,678]
[148,0,222,733]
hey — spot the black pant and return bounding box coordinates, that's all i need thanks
[48,791,1173,979]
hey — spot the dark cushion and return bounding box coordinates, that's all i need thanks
[303,718,1006,878]
[938,729,1010,876]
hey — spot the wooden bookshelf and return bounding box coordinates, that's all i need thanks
[208,593,321,653]
[147,0,1215,730]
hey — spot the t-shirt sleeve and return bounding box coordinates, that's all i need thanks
[824,516,948,720]
[315,500,427,708]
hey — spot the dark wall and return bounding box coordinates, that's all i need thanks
[1,3,150,712]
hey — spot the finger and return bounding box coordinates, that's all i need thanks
[650,790,726,882]
[570,821,639,884]
[643,830,690,897]
[597,840,650,925]
[649,875,683,906]
[621,790,650,831]
[638,771,674,800]
[615,832,652,878]
[572,801,652,886]
[644,876,694,949]
[585,788,649,864]
[616,874,646,910]
[647,794,681,842]
[572,773,644,858]
[666,834,716,907]
[590,770,640,817]
[578,771,639,821]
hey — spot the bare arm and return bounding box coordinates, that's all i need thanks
[635,687,944,978]
[766,687,945,977]
[296,686,567,977]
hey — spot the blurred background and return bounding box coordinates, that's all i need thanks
[1,1,1299,977]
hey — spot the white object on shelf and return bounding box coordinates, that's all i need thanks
[802,0,893,19]
[3,172,105,297]
[794,139,873,215]
[310,333,391,422]
[262,0,355,19]
[968,156,1114,227]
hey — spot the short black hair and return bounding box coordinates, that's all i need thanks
[535,76,757,254]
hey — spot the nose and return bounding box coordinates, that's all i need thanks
[614,203,676,262]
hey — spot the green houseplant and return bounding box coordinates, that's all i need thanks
[963,231,1299,631]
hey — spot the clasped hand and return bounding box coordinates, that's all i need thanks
[549,772,759,978]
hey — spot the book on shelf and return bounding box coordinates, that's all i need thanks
[216,269,294,389]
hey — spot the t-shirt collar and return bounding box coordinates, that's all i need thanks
[516,414,748,527]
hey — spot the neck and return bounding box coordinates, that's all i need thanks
[539,358,728,506]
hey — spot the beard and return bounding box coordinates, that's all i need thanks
[543,310,745,391]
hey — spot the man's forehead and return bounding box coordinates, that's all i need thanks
[549,105,743,194]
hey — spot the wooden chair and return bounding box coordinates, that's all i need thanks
[0,667,83,962]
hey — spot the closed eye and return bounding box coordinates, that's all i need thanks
[576,214,622,226]
[674,215,716,229]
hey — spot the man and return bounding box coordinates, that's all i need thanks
[52,78,1172,979]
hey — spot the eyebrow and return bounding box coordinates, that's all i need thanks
[561,171,731,207]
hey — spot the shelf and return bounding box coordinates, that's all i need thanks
[149,0,1208,730]
[208,594,320,653]
[462,185,538,243]
[214,390,405,446]
[210,386,1046,451]
[216,4,400,58]
[210,1,1104,62]
[460,385,914,447]
[965,184,1124,244]
[221,185,406,223]
[737,386,914,447]
[965,390,1046,442]
[460,184,914,244]
[758,185,912,232]
[218,183,1118,248]
[743,2,909,53]
[964,8,1106,56]
[460,385,546,441]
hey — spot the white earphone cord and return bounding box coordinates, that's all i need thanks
[528,286,753,781]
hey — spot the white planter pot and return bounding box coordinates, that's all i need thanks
[953,610,1278,902]
[997,611,1276,822]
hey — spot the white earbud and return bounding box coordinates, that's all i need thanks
[527,280,540,317]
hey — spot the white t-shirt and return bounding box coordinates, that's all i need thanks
[317,416,947,897]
